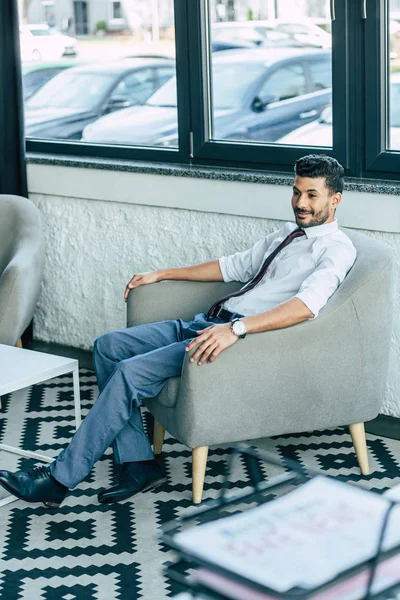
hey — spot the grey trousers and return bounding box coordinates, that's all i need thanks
[50,313,217,489]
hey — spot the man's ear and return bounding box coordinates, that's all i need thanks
[331,192,342,208]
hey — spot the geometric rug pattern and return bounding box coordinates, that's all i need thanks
[0,369,400,599]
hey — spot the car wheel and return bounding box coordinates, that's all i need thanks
[32,49,42,61]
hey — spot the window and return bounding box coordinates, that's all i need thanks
[21,4,177,150]
[19,0,400,181]
[112,1,123,20]
[364,0,400,175]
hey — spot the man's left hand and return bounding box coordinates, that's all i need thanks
[185,323,238,365]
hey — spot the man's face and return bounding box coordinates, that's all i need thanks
[291,176,341,228]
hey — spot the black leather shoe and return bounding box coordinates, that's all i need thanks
[98,459,167,504]
[0,466,68,508]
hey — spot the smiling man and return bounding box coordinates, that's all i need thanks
[0,154,356,508]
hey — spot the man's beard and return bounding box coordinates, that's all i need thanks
[293,205,331,228]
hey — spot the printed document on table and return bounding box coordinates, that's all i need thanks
[174,476,400,593]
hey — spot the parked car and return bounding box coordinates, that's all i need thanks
[211,39,257,52]
[278,104,333,146]
[265,19,332,49]
[82,48,332,146]
[20,24,78,61]
[212,20,331,49]
[24,58,175,140]
[22,61,81,100]
[278,73,400,149]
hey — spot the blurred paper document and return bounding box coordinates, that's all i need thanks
[175,476,400,593]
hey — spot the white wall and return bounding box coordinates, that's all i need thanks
[27,163,400,417]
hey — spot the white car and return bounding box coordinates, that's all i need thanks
[212,19,331,49]
[20,24,78,62]
[265,19,332,49]
[278,75,400,149]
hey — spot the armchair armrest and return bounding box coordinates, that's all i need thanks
[127,280,242,326]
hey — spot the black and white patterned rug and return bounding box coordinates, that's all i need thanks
[0,369,400,599]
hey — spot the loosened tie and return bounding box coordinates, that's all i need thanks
[207,228,306,319]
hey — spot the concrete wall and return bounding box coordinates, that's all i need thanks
[27,163,400,417]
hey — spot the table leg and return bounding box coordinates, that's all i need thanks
[72,366,81,430]
[0,444,54,463]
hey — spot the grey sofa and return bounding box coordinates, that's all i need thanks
[127,229,394,503]
[0,194,44,346]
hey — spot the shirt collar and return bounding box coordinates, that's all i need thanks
[301,219,339,239]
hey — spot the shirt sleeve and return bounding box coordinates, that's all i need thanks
[294,242,357,318]
[219,229,283,283]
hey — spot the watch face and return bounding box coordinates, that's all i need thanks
[233,320,246,336]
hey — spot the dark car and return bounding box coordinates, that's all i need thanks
[22,61,82,100]
[82,48,332,146]
[24,58,175,140]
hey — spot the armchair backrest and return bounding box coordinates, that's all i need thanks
[0,194,43,274]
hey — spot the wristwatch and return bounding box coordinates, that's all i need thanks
[231,318,247,339]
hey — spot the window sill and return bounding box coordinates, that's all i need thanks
[26,153,400,196]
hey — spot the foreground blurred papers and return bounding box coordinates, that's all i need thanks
[175,476,400,594]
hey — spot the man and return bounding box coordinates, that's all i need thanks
[0,154,356,508]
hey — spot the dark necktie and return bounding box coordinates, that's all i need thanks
[207,228,306,319]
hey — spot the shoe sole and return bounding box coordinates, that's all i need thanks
[98,475,167,504]
[0,479,62,509]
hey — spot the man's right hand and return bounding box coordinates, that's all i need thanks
[124,271,161,302]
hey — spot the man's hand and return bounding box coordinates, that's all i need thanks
[124,271,160,302]
[185,323,238,365]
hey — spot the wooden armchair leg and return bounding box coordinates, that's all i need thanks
[192,446,208,504]
[349,422,370,476]
[153,420,165,455]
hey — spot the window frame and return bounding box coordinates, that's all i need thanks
[185,0,350,171]
[26,0,192,164]
[363,0,400,175]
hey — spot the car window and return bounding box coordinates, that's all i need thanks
[213,28,234,42]
[29,28,52,36]
[26,71,114,110]
[308,60,332,91]
[277,24,312,35]
[212,26,261,44]
[234,28,264,43]
[258,63,307,102]
[23,68,64,98]
[147,63,266,109]
[157,67,175,87]
[111,68,156,104]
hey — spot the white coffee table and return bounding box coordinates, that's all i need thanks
[0,344,81,507]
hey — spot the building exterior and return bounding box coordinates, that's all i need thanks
[24,0,130,35]
[23,0,175,35]
[22,0,329,36]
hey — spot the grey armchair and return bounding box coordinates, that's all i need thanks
[127,229,394,504]
[0,194,44,346]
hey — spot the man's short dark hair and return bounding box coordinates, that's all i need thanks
[294,154,344,194]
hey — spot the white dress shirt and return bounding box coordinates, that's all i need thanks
[218,220,356,318]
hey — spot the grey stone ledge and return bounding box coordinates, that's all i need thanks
[27,153,400,195]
